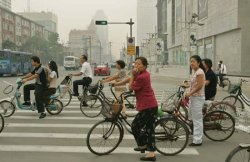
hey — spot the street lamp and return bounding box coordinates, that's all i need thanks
[82,36,92,64]
[98,40,102,64]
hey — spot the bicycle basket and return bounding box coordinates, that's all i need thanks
[59,84,68,94]
[160,89,179,112]
[60,76,71,85]
[101,101,122,118]
[88,84,98,94]
[228,84,240,94]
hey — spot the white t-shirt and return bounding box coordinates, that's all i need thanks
[49,71,57,88]
[81,62,93,79]
[219,64,227,74]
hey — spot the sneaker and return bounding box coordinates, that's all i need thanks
[81,101,88,107]
[22,102,31,106]
[39,113,46,119]
[72,93,79,97]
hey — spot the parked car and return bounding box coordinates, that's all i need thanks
[94,65,111,76]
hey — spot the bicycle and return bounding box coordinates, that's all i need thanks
[80,80,137,118]
[0,113,4,133]
[86,84,189,156]
[223,79,249,113]
[0,78,63,117]
[225,143,250,162]
[215,72,231,90]
[161,85,236,141]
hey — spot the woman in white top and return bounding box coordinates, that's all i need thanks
[44,60,59,106]
[185,55,205,146]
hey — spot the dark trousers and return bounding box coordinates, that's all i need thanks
[219,74,226,85]
[131,108,157,151]
[23,83,46,113]
[73,77,92,95]
[43,88,56,105]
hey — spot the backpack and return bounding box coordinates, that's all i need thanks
[42,66,51,87]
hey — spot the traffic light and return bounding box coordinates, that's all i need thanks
[95,21,108,25]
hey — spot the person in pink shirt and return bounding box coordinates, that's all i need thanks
[129,57,157,161]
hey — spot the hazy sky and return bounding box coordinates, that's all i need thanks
[12,0,137,57]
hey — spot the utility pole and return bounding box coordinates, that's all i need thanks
[109,42,112,64]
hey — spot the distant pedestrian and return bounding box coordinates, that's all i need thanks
[217,60,227,86]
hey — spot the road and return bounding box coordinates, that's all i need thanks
[0,66,249,162]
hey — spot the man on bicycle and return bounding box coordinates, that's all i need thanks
[21,56,48,119]
[217,60,227,87]
[69,55,93,97]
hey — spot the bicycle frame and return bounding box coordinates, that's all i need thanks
[234,86,250,107]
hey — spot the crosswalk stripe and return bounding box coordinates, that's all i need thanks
[6,123,94,128]
[0,145,199,155]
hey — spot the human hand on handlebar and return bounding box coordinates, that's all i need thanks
[22,79,27,84]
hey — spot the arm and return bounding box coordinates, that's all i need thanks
[102,75,119,83]
[21,72,33,79]
[114,77,130,86]
[129,75,144,91]
[22,74,38,84]
[186,74,204,97]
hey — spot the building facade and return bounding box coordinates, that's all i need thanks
[18,11,58,33]
[0,0,11,10]
[166,0,250,75]
[0,6,53,50]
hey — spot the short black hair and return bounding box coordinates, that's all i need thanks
[135,57,148,68]
[116,60,126,69]
[82,55,88,61]
[31,56,40,64]
[202,58,213,69]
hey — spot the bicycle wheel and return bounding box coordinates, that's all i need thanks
[204,110,235,141]
[208,101,237,118]
[223,95,244,112]
[225,145,250,162]
[80,94,103,118]
[222,79,231,91]
[58,88,72,107]
[86,120,123,155]
[124,94,137,117]
[155,117,189,156]
[46,99,64,115]
[0,100,15,117]
[0,114,4,133]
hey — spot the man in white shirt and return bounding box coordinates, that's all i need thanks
[69,55,93,96]
[217,60,227,86]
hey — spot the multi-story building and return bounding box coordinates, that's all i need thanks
[18,11,58,33]
[137,0,157,45]
[0,0,11,10]
[0,6,54,50]
[165,0,250,75]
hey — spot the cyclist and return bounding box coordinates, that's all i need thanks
[69,55,93,97]
[202,59,217,100]
[217,60,227,87]
[21,56,48,119]
[43,60,59,106]
[129,57,157,161]
[102,60,127,116]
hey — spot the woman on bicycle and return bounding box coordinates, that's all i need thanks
[129,57,157,161]
[102,60,128,116]
[44,60,59,106]
[185,55,205,146]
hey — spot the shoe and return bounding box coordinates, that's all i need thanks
[22,102,31,106]
[72,93,79,97]
[81,101,88,107]
[134,146,147,153]
[140,156,156,161]
[189,143,202,146]
[39,113,46,119]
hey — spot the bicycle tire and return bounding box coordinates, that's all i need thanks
[46,99,64,115]
[80,94,103,118]
[222,95,244,112]
[0,114,4,133]
[204,110,235,142]
[86,120,123,155]
[124,94,137,117]
[208,101,237,118]
[59,89,72,107]
[0,100,16,117]
[225,145,250,162]
[155,117,189,156]
[222,79,231,91]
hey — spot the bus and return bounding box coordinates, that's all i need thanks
[0,50,33,76]
[63,56,80,70]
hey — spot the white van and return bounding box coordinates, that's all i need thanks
[64,56,80,70]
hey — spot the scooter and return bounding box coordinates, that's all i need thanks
[0,78,63,117]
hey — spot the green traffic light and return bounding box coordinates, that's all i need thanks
[95,21,108,25]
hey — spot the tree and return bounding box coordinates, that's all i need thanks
[2,40,16,50]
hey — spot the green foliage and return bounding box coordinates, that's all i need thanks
[2,40,16,50]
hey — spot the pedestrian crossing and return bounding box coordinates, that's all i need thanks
[0,90,199,156]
